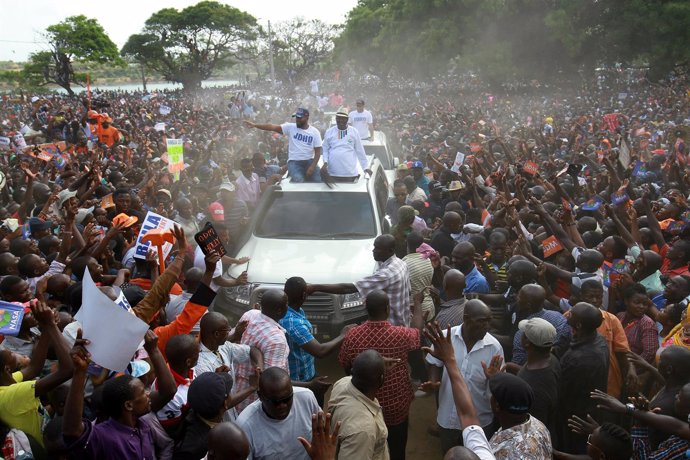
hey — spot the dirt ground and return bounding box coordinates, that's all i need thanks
[316,354,442,460]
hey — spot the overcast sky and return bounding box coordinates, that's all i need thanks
[0,0,359,62]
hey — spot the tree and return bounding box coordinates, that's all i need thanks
[124,1,258,91]
[121,33,163,92]
[336,0,690,86]
[270,18,340,82]
[22,15,121,95]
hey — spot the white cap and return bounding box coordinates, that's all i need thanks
[518,317,557,347]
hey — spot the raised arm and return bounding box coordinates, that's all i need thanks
[641,193,666,250]
[243,120,283,134]
[32,301,74,397]
[62,329,90,439]
[144,330,176,413]
[422,322,481,427]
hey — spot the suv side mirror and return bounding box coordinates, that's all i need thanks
[394,157,400,167]
[383,216,391,233]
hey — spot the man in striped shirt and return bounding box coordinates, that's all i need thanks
[233,289,290,414]
[307,234,411,326]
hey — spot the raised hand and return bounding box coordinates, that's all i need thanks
[33,301,56,328]
[567,414,599,435]
[481,355,504,379]
[171,225,187,254]
[204,250,221,273]
[70,329,91,372]
[422,321,455,363]
[143,329,159,354]
[298,412,340,460]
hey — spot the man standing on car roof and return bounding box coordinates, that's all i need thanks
[349,98,374,140]
[322,108,372,182]
[244,108,322,183]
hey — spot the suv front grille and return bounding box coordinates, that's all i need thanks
[254,290,335,313]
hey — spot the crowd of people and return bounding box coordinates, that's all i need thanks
[0,64,687,460]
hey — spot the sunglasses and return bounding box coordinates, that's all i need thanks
[266,392,293,406]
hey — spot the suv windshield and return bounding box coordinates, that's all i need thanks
[255,191,377,239]
[364,145,392,169]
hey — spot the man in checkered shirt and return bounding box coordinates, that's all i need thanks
[307,234,412,326]
[338,289,425,460]
[233,289,290,414]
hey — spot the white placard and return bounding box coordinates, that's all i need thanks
[75,270,149,372]
[133,211,177,260]
[450,152,465,173]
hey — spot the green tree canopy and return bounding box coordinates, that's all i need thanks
[23,15,121,95]
[336,0,690,85]
[123,1,258,91]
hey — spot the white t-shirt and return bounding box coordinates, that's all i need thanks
[309,80,319,94]
[236,386,319,460]
[280,123,323,161]
[194,245,222,292]
[348,109,373,139]
[322,125,368,177]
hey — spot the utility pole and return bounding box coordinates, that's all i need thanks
[267,20,276,89]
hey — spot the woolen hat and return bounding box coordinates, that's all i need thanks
[489,373,533,414]
[188,372,232,419]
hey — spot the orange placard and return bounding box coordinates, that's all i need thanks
[469,142,482,153]
[542,235,563,258]
[37,151,52,162]
[523,161,539,176]
[101,194,115,209]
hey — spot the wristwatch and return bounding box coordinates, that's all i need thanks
[625,403,636,415]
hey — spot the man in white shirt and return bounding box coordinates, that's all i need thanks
[235,158,261,209]
[194,312,263,421]
[424,299,504,455]
[322,108,371,181]
[236,367,320,460]
[244,108,322,183]
[349,98,374,140]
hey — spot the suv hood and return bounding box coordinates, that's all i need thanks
[228,237,378,284]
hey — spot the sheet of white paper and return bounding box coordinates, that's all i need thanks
[450,151,465,173]
[75,270,149,372]
[618,138,631,169]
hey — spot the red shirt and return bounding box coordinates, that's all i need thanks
[338,321,420,426]
[660,244,690,277]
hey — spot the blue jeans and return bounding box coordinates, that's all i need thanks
[287,159,321,183]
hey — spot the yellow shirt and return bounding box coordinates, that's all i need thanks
[328,377,389,460]
[0,372,47,446]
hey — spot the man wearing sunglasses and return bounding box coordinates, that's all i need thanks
[236,367,320,460]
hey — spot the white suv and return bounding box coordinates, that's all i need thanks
[216,158,391,340]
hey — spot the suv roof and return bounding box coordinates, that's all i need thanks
[277,156,383,192]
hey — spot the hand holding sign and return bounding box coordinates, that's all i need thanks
[194,222,227,258]
[143,229,176,271]
[171,225,188,257]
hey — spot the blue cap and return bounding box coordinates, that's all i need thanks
[412,160,424,169]
[292,108,309,118]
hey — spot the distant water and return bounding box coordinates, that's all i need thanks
[58,79,241,94]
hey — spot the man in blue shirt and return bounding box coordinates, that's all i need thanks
[511,284,571,364]
[451,242,490,295]
[411,160,430,195]
[279,277,353,403]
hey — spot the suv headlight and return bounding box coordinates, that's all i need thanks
[227,284,254,305]
[342,292,363,309]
